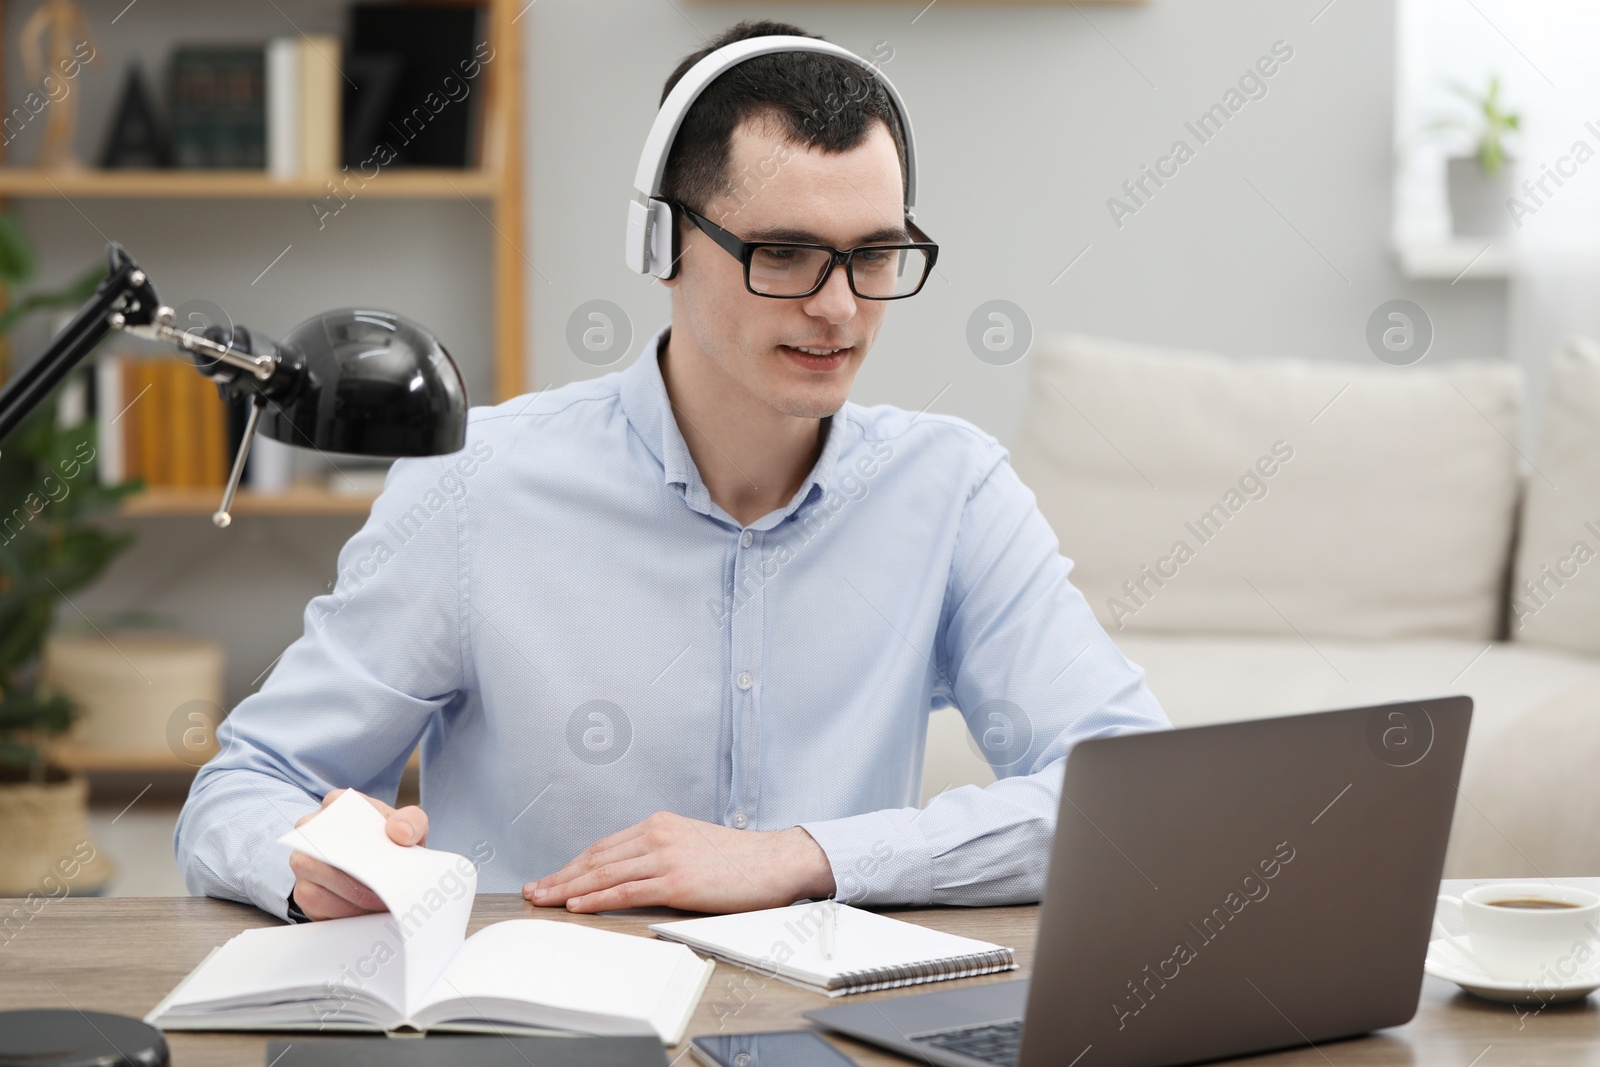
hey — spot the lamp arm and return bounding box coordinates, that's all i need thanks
[0,241,308,528]
[0,240,463,528]
[0,241,158,443]
[0,242,299,444]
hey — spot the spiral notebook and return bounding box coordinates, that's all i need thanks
[650,902,1015,997]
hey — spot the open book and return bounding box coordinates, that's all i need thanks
[146,790,714,1043]
[651,902,1015,997]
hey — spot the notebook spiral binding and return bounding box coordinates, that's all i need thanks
[830,948,1017,994]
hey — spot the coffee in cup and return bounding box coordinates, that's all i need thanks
[1435,883,1600,986]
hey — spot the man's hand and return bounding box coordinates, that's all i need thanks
[289,788,430,921]
[523,812,836,914]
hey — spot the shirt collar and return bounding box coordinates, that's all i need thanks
[620,323,850,526]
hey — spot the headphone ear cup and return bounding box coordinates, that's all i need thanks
[662,201,683,281]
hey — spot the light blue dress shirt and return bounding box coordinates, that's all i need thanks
[175,323,1170,921]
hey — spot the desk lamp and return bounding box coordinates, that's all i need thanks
[0,240,470,525]
[0,241,470,1066]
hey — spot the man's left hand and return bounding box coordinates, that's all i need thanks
[524,812,836,913]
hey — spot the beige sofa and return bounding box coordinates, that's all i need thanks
[920,334,1600,879]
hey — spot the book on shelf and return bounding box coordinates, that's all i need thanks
[141,12,490,175]
[265,39,300,177]
[345,3,486,168]
[267,34,342,178]
[95,351,241,490]
[145,790,714,1042]
[168,45,266,169]
[100,62,175,169]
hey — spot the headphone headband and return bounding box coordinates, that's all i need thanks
[625,35,918,278]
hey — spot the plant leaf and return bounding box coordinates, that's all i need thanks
[0,213,37,287]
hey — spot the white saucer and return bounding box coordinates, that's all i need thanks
[1425,937,1600,1004]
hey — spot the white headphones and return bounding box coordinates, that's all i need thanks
[624,34,919,279]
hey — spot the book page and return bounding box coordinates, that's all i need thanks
[276,789,478,1015]
[411,919,710,1041]
[150,912,405,1028]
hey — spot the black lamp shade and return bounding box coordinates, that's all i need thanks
[258,308,469,457]
[0,1009,169,1066]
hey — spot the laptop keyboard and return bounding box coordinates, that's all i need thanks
[911,1018,1024,1065]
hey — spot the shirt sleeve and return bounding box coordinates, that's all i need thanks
[173,452,469,920]
[799,449,1170,906]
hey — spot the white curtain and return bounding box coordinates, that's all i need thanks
[1505,4,1600,446]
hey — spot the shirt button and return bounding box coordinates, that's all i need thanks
[736,671,753,691]
[732,812,749,829]
[740,530,753,548]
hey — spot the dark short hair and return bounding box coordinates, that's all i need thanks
[658,19,908,223]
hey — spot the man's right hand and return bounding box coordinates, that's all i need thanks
[288,788,430,921]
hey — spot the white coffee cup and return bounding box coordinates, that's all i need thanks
[1434,883,1600,985]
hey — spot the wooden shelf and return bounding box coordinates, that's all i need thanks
[1394,239,1517,280]
[0,166,498,200]
[118,485,379,517]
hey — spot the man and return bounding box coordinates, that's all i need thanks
[175,19,1169,923]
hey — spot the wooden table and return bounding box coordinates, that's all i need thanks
[3,883,1597,1066]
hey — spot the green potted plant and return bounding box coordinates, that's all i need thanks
[1425,73,1521,239]
[0,213,139,896]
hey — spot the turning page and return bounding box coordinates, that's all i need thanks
[275,789,478,1013]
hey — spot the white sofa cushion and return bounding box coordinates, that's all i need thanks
[1114,633,1600,878]
[1446,680,1600,877]
[919,634,1600,876]
[1009,334,1522,640]
[1512,336,1600,653]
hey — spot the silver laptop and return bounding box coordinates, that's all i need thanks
[806,697,1471,1067]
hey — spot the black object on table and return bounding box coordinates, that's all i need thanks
[0,1008,169,1066]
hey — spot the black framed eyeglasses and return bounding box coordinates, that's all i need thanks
[668,199,939,300]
